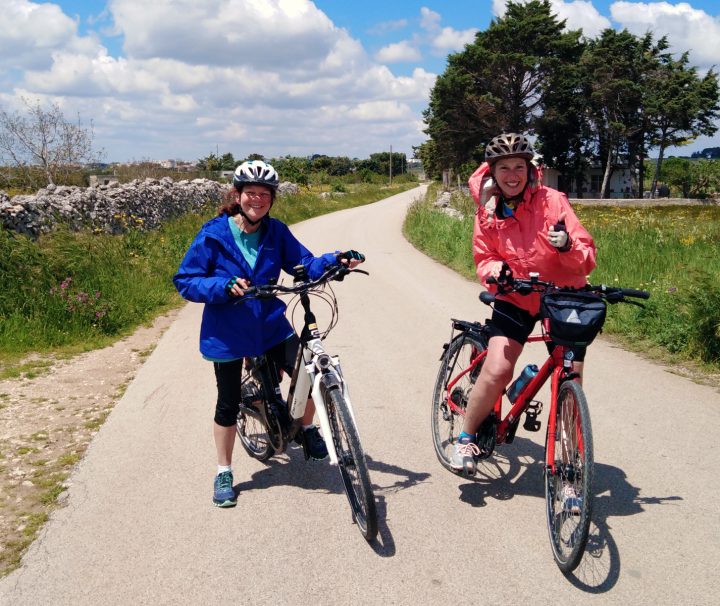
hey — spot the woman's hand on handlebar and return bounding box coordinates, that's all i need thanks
[225,276,252,298]
[486,262,513,288]
[336,250,366,269]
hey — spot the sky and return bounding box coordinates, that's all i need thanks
[1,0,719,164]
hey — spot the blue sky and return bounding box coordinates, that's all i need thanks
[1,1,719,163]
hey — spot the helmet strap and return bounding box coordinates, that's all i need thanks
[237,207,263,227]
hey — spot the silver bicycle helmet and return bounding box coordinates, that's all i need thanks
[233,160,279,191]
[485,133,535,165]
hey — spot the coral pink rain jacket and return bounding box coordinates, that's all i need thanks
[469,162,597,316]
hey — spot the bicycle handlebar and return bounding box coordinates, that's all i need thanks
[238,263,368,301]
[483,272,650,305]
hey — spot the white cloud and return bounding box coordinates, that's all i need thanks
[0,0,96,70]
[431,26,478,53]
[420,7,442,31]
[368,19,408,35]
[611,1,720,70]
[1,0,442,161]
[348,100,413,122]
[419,6,478,53]
[108,0,349,76]
[375,41,422,63]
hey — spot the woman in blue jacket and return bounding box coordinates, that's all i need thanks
[174,160,364,507]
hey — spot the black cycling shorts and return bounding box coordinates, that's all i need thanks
[486,300,586,361]
[213,334,301,427]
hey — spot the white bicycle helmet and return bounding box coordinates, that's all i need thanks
[485,133,535,165]
[233,160,279,191]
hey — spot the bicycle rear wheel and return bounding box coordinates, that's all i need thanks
[324,387,378,542]
[237,405,274,461]
[545,380,594,573]
[236,368,278,461]
[431,331,487,472]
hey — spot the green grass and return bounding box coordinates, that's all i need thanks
[404,187,720,370]
[0,182,417,375]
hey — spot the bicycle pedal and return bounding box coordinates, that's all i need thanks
[523,416,542,432]
[523,400,543,432]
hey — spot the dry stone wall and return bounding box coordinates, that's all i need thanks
[0,177,227,238]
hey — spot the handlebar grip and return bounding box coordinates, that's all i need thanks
[621,288,650,299]
[479,291,496,305]
[486,276,497,285]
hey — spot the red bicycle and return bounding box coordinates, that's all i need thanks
[431,272,649,572]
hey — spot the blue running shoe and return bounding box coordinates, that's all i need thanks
[213,471,237,507]
[303,426,328,460]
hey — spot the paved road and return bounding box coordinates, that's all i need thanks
[2,186,719,605]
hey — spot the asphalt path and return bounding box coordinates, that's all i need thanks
[2,186,719,605]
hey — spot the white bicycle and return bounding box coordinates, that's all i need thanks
[235,263,378,541]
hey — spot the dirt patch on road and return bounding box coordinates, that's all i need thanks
[0,308,180,578]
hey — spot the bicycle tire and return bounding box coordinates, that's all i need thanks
[237,405,274,461]
[324,387,378,542]
[236,366,283,460]
[431,331,487,473]
[544,380,594,573]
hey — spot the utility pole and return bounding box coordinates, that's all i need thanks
[389,145,393,185]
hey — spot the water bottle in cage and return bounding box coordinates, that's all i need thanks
[507,364,539,403]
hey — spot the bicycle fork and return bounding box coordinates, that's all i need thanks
[287,337,355,466]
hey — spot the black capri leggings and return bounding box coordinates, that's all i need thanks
[486,300,586,361]
[213,335,300,427]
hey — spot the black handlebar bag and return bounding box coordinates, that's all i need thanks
[540,291,607,347]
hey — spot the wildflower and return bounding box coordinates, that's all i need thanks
[668,287,677,294]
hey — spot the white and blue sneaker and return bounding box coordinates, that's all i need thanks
[449,438,480,475]
[212,471,237,508]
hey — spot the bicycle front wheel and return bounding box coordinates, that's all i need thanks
[324,387,378,542]
[431,331,487,472]
[545,380,594,573]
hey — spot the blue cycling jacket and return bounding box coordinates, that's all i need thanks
[173,214,338,359]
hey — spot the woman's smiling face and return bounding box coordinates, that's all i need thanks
[239,185,273,222]
[492,157,529,198]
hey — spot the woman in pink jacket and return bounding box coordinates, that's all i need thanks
[451,133,597,475]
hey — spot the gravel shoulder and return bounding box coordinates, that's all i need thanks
[0,309,179,577]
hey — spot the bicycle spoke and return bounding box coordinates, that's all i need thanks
[325,387,377,542]
[431,331,488,472]
[545,380,594,573]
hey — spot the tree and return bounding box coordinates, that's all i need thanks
[423,0,584,172]
[581,29,646,198]
[272,155,311,184]
[220,152,236,170]
[687,159,720,198]
[659,156,692,197]
[0,97,102,189]
[413,141,442,180]
[535,38,589,195]
[691,147,720,159]
[644,53,719,197]
[196,153,223,171]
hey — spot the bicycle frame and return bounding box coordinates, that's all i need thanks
[444,321,579,474]
[274,280,358,467]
